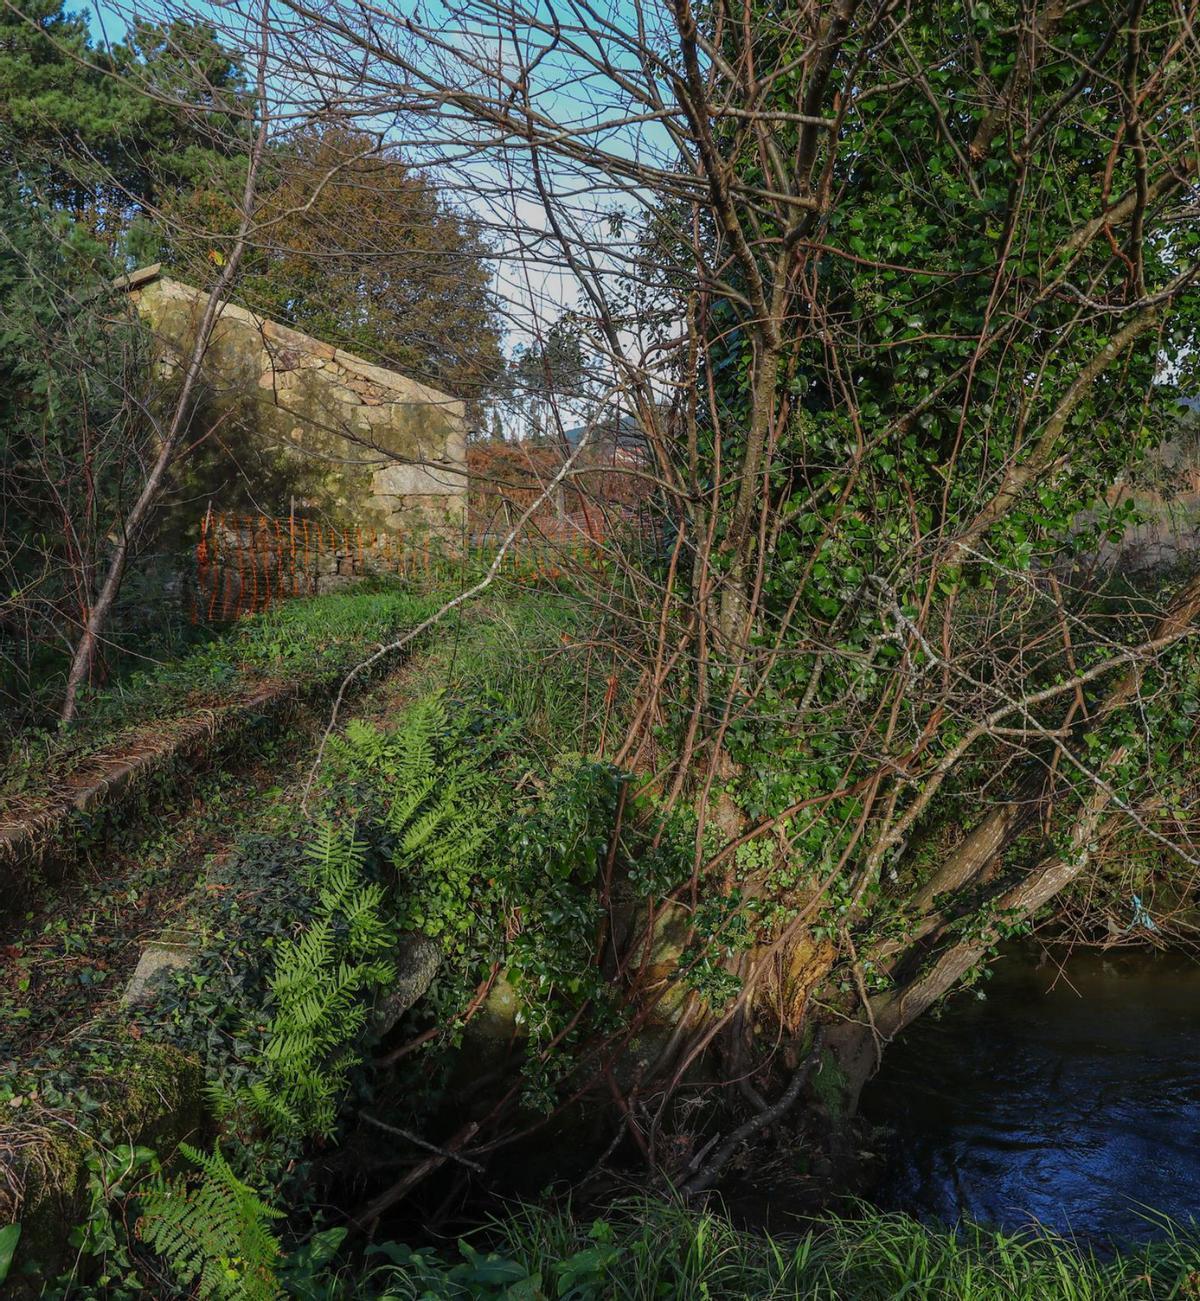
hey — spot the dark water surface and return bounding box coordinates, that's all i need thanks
[859,947,1200,1242]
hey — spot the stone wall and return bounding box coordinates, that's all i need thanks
[122,266,466,532]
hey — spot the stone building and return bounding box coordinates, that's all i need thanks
[118,265,467,532]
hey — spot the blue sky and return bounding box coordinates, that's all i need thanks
[75,0,671,425]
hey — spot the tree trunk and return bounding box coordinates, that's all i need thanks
[60,7,274,724]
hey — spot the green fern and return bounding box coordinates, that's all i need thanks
[386,774,438,837]
[207,1077,301,1136]
[365,699,502,948]
[303,821,367,892]
[340,716,391,766]
[235,824,397,1138]
[341,881,394,958]
[136,1143,284,1301]
[230,700,502,1140]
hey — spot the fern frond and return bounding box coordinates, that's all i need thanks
[303,823,367,891]
[136,1143,283,1301]
[343,718,389,766]
[385,775,437,838]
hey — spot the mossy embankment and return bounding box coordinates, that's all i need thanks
[0,586,448,920]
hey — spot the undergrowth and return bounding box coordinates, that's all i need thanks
[216,824,399,1139]
[399,589,634,758]
[12,642,659,1294]
[8,587,1200,1298]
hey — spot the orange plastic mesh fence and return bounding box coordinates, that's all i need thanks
[188,511,641,622]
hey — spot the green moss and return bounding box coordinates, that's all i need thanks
[810,1048,849,1119]
[115,1042,204,1126]
[7,1040,205,1285]
[19,1128,87,1218]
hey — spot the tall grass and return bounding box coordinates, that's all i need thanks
[362,1198,1200,1300]
[402,591,631,760]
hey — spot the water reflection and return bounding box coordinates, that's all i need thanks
[859,947,1200,1242]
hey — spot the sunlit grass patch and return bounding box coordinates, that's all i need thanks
[362,1197,1200,1300]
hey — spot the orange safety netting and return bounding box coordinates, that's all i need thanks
[191,513,437,622]
[189,511,632,623]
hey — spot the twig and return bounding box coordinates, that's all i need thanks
[842,927,884,1072]
[300,396,615,809]
[359,1113,485,1172]
[348,1120,481,1232]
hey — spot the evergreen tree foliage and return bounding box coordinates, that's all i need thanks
[0,0,246,237]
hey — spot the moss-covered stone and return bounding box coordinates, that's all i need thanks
[5,1038,205,1287]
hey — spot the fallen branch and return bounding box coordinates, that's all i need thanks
[359,1114,485,1173]
[681,1026,826,1196]
[348,1120,481,1232]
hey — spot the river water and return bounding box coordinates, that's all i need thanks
[859,946,1200,1243]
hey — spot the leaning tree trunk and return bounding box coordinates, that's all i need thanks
[823,569,1200,1115]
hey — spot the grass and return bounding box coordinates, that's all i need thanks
[401,588,640,762]
[357,1197,1200,1300]
[0,583,448,796]
[106,583,447,698]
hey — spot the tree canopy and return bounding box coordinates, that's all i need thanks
[0,2,246,236]
[241,125,504,413]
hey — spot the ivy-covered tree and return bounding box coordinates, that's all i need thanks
[680,0,1200,1092]
[245,0,1200,1181]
